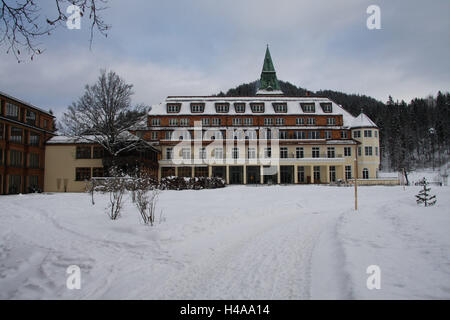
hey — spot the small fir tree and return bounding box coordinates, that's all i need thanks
[415,178,437,207]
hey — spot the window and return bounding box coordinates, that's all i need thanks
[166,148,173,160]
[364,130,372,138]
[264,118,273,126]
[169,118,178,126]
[199,147,206,159]
[76,146,91,159]
[294,131,306,139]
[8,175,21,194]
[232,118,242,126]
[91,146,102,159]
[365,146,373,156]
[306,118,316,125]
[273,103,287,113]
[215,103,229,113]
[151,118,161,126]
[29,153,39,168]
[313,166,321,182]
[180,118,190,126]
[296,118,305,125]
[326,118,336,125]
[353,130,361,138]
[181,148,191,160]
[43,119,48,129]
[280,147,288,159]
[248,147,256,159]
[358,147,362,157]
[191,103,205,113]
[212,118,221,126]
[320,103,332,113]
[375,131,378,138]
[375,147,379,156]
[234,103,245,113]
[178,167,192,177]
[296,147,304,158]
[327,147,335,158]
[6,103,19,119]
[363,168,369,179]
[250,103,265,113]
[76,168,91,181]
[28,176,39,190]
[243,118,253,126]
[0,123,4,139]
[264,129,272,139]
[29,132,40,146]
[165,131,172,140]
[202,118,210,126]
[325,131,332,139]
[275,118,285,125]
[344,147,352,157]
[214,148,223,159]
[10,127,23,143]
[298,166,305,183]
[279,131,288,139]
[246,130,257,140]
[232,147,239,159]
[341,131,348,139]
[92,168,104,177]
[151,131,158,140]
[329,166,336,182]
[308,131,320,139]
[312,147,320,158]
[167,103,181,113]
[264,147,271,158]
[301,103,315,113]
[10,150,23,167]
[0,149,3,165]
[26,110,36,125]
[345,166,352,180]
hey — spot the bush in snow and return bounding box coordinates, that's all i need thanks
[135,188,160,226]
[104,168,127,220]
[416,177,437,207]
[159,176,225,190]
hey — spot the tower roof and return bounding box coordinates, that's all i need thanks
[257,45,283,95]
[350,112,378,128]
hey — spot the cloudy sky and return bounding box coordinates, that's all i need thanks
[0,0,449,120]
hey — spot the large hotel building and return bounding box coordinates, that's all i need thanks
[142,47,380,184]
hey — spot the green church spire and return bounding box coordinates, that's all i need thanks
[258,45,281,92]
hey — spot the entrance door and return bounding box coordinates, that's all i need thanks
[280,166,294,184]
[230,166,243,184]
[246,166,260,184]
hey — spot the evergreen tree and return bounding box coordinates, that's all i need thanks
[415,178,437,207]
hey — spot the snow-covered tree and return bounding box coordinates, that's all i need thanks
[416,178,437,207]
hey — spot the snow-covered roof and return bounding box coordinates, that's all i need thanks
[349,112,378,128]
[149,96,360,127]
[47,132,140,145]
[0,90,55,117]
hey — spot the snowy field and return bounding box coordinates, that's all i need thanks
[0,184,449,300]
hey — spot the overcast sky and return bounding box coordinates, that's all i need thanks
[0,0,449,120]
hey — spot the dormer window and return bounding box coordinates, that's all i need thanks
[250,103,265,113]
[320,103,332,113]
[26,110,36,125]
[215,103,229,113]
[234,103,246,113]
[273,103,287,113]
[301,103,315,113]
[190,103,205,113]
[167,103,181,113]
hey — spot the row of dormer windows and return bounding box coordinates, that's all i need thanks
[1,99,52,130]
[165,102,334,114]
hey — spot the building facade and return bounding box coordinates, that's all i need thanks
[0,91,55,194]
[141,47,380,184]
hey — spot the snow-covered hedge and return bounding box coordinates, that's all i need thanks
[159,176,226,190]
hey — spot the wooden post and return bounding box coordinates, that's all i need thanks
[354,158,358,211]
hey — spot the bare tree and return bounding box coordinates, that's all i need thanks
[60,69,147,159]
[0,0,109,62]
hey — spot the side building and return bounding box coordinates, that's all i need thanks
[0,91,55,194]
[138,47,381,184]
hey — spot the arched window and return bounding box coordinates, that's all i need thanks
[363,168,369,179]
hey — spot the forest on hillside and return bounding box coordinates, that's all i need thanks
[216,81,450,173]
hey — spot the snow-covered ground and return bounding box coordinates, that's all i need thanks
[0,184,449,299]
